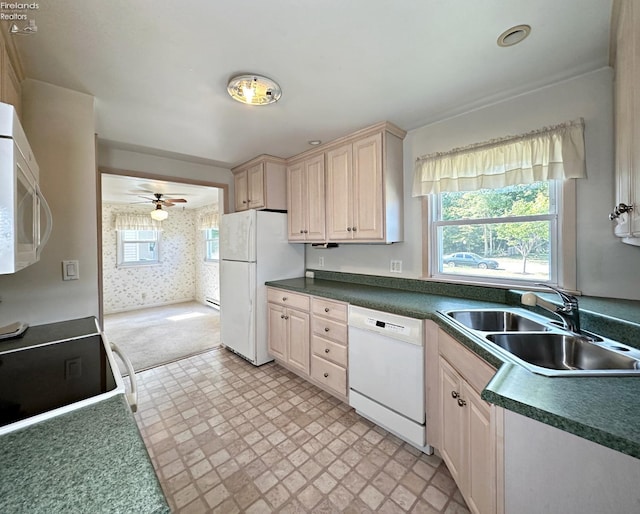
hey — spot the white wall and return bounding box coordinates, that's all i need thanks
[306,68,640,300]
[102,203,197,314]
[0,79,98,326]
[98,146,233,212]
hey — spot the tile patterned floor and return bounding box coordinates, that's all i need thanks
[134,348,470,513]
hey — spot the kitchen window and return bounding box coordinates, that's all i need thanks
[414,119,585,290]
[117,229,161,267]
[204,227,219,262]
[430,180,560,285]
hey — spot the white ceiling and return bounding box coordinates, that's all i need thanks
[101,174,219,209]
[14,0,612,168]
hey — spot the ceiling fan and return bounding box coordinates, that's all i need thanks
[130,191,188,220]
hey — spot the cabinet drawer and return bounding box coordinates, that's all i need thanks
[312,316,347,344]
[311,297,348,322]
[311,355,347,396]
[311,335,348,367]
[267,288,309,311]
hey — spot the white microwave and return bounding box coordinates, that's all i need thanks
[0,102,52,274]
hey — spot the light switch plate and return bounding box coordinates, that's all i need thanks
[62,260,79,281]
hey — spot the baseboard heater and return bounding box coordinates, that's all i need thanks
[205,297,220,309]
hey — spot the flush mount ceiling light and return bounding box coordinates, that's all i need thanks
[227,74,282,106]
[150,204,168,221]
[497,24,531,47]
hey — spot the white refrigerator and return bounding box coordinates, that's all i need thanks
[219,210,305,365]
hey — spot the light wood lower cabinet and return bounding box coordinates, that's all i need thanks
[310,297,349,400]
[267,288,310,375]
[436,329,500,514]
[267,288,349,402]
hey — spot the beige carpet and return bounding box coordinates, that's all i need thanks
[104,301,220,373]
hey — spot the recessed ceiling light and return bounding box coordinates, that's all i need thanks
[497,24,531,47]
[227,74,282,106]
[308,140,322,146]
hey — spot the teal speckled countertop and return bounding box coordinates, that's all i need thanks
[267,273,640,460]
[0,395,169,513]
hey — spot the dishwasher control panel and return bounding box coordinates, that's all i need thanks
[366,317,410,336]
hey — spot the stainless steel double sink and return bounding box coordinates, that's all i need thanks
[445,309,640,376]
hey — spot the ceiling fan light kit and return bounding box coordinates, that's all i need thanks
[150,204,169,221]
[227,74,282,106]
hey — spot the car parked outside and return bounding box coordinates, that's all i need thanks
[442,252,499,269]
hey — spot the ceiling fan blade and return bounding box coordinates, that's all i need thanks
[165,198,187,203]
[163,201,176,207]
[135,195,156,201]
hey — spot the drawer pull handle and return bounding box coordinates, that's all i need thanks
[451,391,459,399]
[457,398,467,407]
[324,327,330,332]
[324,348,330,353]
[324,307,330,313]
[323,372,329,378]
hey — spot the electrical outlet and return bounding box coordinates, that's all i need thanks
[318,256,325,268]
[390,260,402,273]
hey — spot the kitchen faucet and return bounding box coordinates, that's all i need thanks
[521,284,581,334]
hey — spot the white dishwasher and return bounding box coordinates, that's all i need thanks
[348,305,432,454]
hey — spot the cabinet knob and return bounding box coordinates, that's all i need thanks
[609,203,634,220]
[242,200,247,204]
[280,314,285,319]
[324,307,330,313]
[324,327,330,332]
[284,315,289,320]
[300,230,304,233]
[324,348,330,353]
[282,297,287,301]
[451,391,459,399]
[457,398,466,407]
[347,227,352,232]
[352,227,357,232]
[323,372,329,378]
[303,230,308,233]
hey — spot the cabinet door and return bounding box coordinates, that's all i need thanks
[234,170,248,211]
[439,357,465,487]
[287,162,306,240]
[305,154,326,241]
[352,133,383,240]
[465,381,496,514]
[326,144,353,240]
[267,302,287,360]
[287,308,310,375]
[247,163,265,209]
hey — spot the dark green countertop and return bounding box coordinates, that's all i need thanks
[267,274,640,460]
[0,395,169,514]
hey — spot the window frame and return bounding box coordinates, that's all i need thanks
[422,179,577,291]
[116,229,162,268]
[204,227,219,262]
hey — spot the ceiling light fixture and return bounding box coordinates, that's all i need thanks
[227,74,282,106]
[150,204,168,221]
[308,140,322,146]
[497,24,531,47]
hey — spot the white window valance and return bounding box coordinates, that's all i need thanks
[412,118,586,196]
[114,214,163,231]
[198,212,219,230]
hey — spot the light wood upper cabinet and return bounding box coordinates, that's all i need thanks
[326,125,404,242]
[232,155,286,212]
[286,121,405,243]
[287,154,326,241]
[612,0,640,244]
